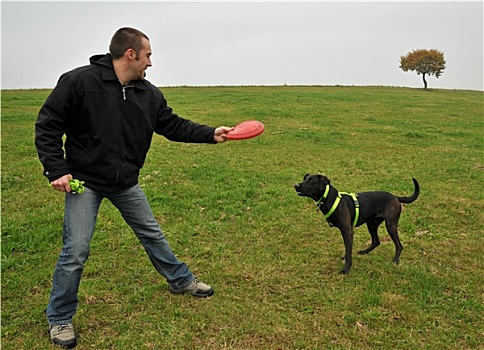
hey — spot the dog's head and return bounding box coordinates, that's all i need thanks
[294,174,331,201]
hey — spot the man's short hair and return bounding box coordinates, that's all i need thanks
[109,27,149,59]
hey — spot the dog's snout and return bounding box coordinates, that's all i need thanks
[294,183,306,196]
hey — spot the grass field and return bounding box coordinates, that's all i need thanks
[1,86,483,349]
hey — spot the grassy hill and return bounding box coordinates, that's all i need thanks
[2,86,483,349]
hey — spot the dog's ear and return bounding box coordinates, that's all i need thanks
[318,175,330,192]
[303,174,310,180]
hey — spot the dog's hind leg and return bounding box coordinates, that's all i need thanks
[385,220,403,264]
[358,219,382,255]
[384,201,403,264]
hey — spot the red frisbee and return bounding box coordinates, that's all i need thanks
[226,120,265,140]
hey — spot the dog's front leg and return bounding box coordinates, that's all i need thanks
[339,227,353,274]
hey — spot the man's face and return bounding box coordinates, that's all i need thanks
[131,37,152,81]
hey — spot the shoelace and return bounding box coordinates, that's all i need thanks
[55,324,72,332]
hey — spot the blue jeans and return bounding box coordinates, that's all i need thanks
[46,184,194,326]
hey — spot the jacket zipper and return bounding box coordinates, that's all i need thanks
[121,83,134,100]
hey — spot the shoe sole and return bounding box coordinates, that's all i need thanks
[170,288,214,298]
[51,338,77,348]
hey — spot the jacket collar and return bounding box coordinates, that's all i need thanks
[90,54,147,89]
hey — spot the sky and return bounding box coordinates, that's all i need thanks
[1,1,483,91]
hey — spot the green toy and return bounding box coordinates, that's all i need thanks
[69,179,85,194]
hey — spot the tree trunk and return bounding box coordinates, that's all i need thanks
[422,73,428,89]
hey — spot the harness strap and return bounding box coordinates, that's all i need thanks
[315,185,330,206]
[324,193,341,220]
[317,186,360,227]
[340,192,360,227]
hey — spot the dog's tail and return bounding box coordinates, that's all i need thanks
[397,178,420,204]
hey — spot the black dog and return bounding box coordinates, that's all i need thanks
[295,175,420,274]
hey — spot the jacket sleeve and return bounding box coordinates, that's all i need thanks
[35,74,76,182]
[154,93,217,144]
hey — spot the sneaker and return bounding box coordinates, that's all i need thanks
[50,323,77,348]
[170,279,214,297]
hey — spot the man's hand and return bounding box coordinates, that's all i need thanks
[50,174,73,192]
[213,126,233,143]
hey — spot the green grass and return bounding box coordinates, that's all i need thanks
[2,86,483,349]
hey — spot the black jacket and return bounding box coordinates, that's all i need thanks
[35,54,216,192]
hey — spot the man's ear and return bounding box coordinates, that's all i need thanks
[126,48,136,61]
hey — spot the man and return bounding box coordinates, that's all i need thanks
[35,27,232,348]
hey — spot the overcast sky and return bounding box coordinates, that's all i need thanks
[1,1,483,90]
